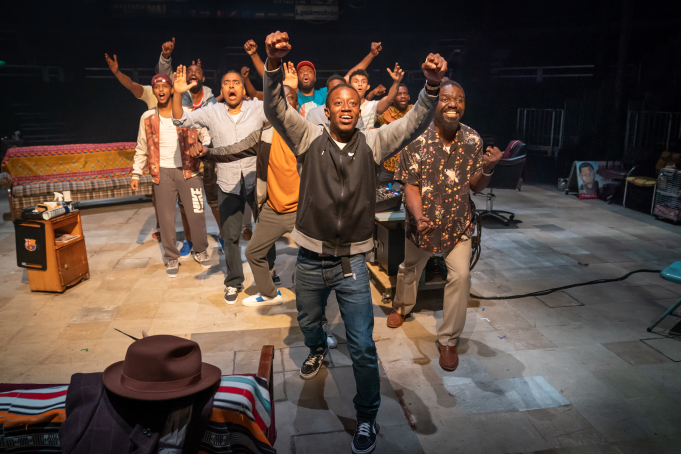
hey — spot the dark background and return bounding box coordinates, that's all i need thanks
[2,0,680,182]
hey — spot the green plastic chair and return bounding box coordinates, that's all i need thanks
[647,261,681,332]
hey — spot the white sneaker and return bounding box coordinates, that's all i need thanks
[242,290,283,307]
[324,323,338,349]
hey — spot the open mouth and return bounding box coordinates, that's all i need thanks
[302,76,311,84]
[443,109,460,119]
[158,93,167,101]
[339,114,353,125]
[189,76,199,83]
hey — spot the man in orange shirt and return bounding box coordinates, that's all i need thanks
[192,86,301,306]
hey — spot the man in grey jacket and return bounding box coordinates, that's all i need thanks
[172,67,268,304]
[263,31,446,454]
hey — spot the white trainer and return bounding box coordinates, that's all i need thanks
[242,290,283,307]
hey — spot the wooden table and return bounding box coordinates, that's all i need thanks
[22,211,89,292]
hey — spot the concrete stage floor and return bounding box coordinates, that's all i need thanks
[1,185,680,453]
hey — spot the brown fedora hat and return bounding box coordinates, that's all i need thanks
[102,335,221,401]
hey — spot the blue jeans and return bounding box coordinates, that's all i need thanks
[295,249,380,421]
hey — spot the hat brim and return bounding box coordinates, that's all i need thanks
[102,361,222,401]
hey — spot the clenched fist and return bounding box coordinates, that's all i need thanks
[483,146,502,173]
[189,142,207,158]
[244,39,258,56]
[162,38,175,59]
[421,53,447,86]
[370,42,382,56]
[265,31,291,61]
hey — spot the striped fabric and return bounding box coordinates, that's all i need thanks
[1,143,138,187]
[0,376,274,454]
[200,375,274,454]
[10,175,154,214]
[0,386,67,453]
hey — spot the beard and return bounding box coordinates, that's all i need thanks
[436,111,460,132]
[298,79,315,92]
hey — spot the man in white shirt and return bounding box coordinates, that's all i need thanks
[348,64,405,129]
[131,74,212,277]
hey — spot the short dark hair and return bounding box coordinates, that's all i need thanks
[222,70,243,83]
[326,74,346,87]
[348,69,369,83]
[578,162,595,172]
[325,83,360,108]
[441,80,465,98]
[399,83,408,89]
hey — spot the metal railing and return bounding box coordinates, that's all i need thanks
[516,108,565,157]
[492,65,594,82]
[0,65,64,82]
[624,111,681,157]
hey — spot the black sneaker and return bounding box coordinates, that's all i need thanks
[351,419,379,454]
[299,348,327,379]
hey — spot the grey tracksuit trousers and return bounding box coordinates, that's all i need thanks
[154,168,208,261]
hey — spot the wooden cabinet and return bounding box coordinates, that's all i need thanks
[26,211,90,292]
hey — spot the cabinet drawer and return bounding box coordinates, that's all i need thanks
[56,238,89,286]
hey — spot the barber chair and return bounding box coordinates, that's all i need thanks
[475,141,527,226]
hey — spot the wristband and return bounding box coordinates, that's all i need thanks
[425,82,441,92]
[482,168,494,177]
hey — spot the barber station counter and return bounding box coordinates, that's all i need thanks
[370,208,446,301]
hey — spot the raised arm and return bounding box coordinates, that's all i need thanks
[105,53,144,99]
[264,31,323,156]
[344,42,382,82]
[366,84,386,101]
[242,67,264,100]
[376,63,405,115]
[245,40,266,78]
[157,38,175,80]
[366,53,447,163]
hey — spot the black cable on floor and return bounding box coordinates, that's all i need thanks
[470,269,662,300]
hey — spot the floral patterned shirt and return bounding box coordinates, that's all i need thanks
[395,121,483,255]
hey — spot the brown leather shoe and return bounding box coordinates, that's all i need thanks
[386,310,405,328]
[242,228,253,241]
[437,342,459,371]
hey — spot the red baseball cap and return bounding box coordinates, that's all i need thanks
[296,61,315,73]
[151,73,172,86]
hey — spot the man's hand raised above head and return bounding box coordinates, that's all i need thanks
[283,62,298,89]
[421,53,447,86]
[370,42,382,56]
[244,39,258,56]
[162,38,175,59]
[105,53,119,74]
[387,63,405,82]
[241,67,250,78]
[265,31,291,70]
[192,59,202,68]
[173,65,196,94]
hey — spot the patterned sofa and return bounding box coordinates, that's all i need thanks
[1,142,153,219]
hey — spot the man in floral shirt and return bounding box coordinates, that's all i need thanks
[389,80,502,371]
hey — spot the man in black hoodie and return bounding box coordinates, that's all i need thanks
[262,31,446,454]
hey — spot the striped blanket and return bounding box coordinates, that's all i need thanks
[0,376,274,454]
[0,386,67,453]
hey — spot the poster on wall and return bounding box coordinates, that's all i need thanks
[576,161,599,199]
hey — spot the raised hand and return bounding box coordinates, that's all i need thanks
[265,31,291,60]
[283,62,298,89]
[241,66,250,78]
[173,65,196,94]
[244,39,258,56]
[191,59,202,67]
[421,53,447,85]
[483,146,503,173]
[370,42,382,56]
[387,63,404,82]
[105,53,119,74]
[162,37,175,59]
